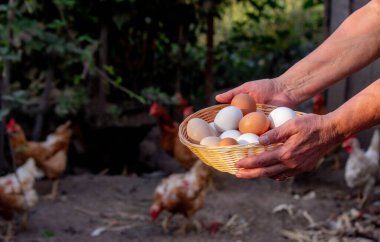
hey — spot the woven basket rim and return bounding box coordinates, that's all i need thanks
[178,103,305,174]
[178,103,294,149]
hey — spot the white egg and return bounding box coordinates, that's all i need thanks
[209,122,221,136]
[214,106,243,132]
[237,133,260,145]
[268,107,297,128]
[187,118,214,143]
[200,136,221,146]
[220,130,241,140]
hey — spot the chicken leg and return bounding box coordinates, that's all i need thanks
[175,217,201,234]
[359,177,375,208]
[20,211,29,230]
[175,218,189,235]
[44,179,60,200]
[162,214,173,234]
[1,221,14,242]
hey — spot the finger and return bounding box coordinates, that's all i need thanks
[259,124,295,145]
[215,85,246,103]
[235,150,281,168]
[235,164,288,179]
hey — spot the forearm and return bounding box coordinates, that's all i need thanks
[326,79,380,138]
[276,0,380,104]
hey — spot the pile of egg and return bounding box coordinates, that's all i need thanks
[186,94,297,147]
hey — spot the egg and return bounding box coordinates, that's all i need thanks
[239,111,270,135]
[220,130,241,140]
[214,106,243,132]
[268,107,297,128]
[200,136,221,146]
[231,93,256,115]
[218,138,238,146]
[209,122,221,136]
[237,133,260,145]
[187,118,214,143]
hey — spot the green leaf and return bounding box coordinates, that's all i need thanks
[24,0,37,13]
[115,76,123,85]
[73,75,82,85]
[0,4,8,12]
[47,19,66,30]
[55,87,89,117]
[113,14,130,30]
[2,90,29,105]
[53,0,75,8]
[78,35,95,44]
[103,65,115,75]
[0,109,10,119]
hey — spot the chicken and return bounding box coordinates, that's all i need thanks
[7,119,72,199]
[312,94,327,115]
[343,130,379,207]
[0,158,40,241]
[297,93,327,115]
[150,160,211,233]
[149,101,197,170]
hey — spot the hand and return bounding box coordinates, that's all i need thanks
[234,113,342,180]
[215,78,297,107]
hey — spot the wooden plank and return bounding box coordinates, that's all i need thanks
[347,64,376,99]
[352,0,368,10]
[372,59,380,78]
[326,0,351,112]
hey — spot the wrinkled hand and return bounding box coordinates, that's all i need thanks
[234,114,341,180]
[216,79,297,107]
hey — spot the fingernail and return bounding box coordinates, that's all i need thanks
[235,162,241,168]
[235,171,242,178]
[259,134,270,145]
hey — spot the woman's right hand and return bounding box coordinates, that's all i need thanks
[215,78,298,108]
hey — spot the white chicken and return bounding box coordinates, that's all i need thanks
[343,129,379,207]
[0,158,41,241]
[150,160,211,234]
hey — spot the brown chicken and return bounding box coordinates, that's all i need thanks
[150,160,211,233]
[0,158,40,241]
[149,101,197,170]
[6,119,72,199]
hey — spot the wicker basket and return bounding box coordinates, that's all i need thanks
[178,104,304,175]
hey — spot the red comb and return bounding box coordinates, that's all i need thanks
[149,101,159,116]
[183,106,194,118]
[7,118,15,130]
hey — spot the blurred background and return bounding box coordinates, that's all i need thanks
[0,0,325,171]
[0,0,380,241]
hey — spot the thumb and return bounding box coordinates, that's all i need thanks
[215,85,246,103]
[259,125,293,145]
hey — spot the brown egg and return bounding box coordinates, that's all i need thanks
[218,138,238,146]
[231,93,256,115]
[239,112,270,135]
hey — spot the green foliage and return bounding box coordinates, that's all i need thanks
[0,109,10,120]
[141,87,175,105]
[0,0,324,124]
[55,87,89,117]
[213,0,324,87]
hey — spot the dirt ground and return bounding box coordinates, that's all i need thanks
[10,153,376,242]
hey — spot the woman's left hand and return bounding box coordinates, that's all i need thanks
[234,113,342,180]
